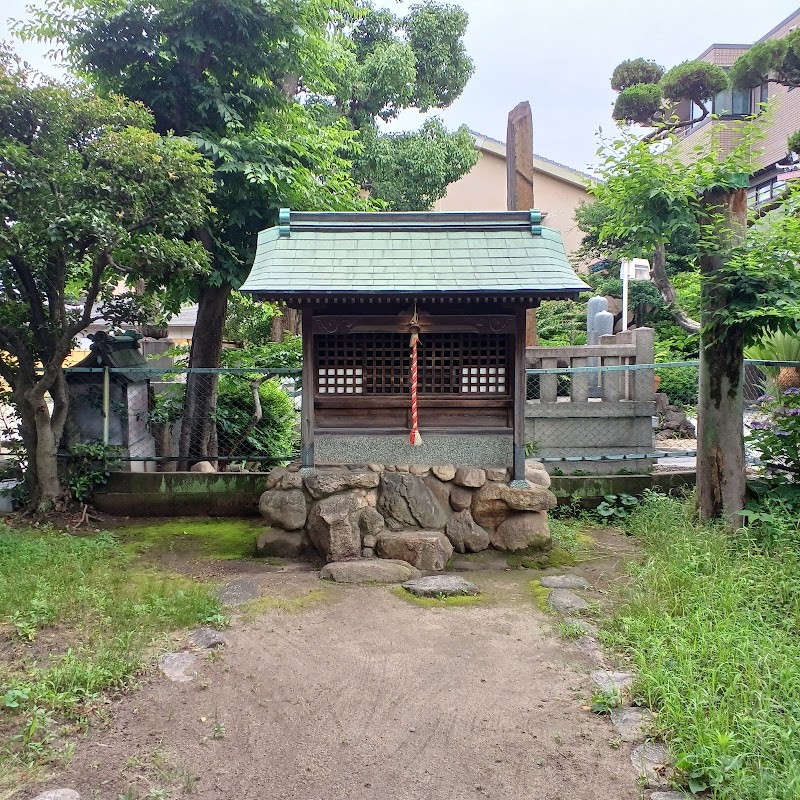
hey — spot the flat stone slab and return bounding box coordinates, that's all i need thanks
[31,792,81,800]
[540,574,589,589]
[158,652,199,683]
[591,669,633,693]
[402,575,480,597]
[375,530,453,571]
[631,742,673,789]
[188,627,226,650]
[320,559,421,584]
[564,617,598,637]
[649,792,690,800]
[610,706,655,742]
[218,578,260,607]
[547,588,588,613]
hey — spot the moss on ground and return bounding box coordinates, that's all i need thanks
[506,546,577,570]
[118,518,263,560]
[390,587,485,608]
[528,579,551,611]
[238,588,332,621]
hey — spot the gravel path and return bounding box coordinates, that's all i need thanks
[27,569,639,800]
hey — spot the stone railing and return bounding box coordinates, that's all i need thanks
[525,328,656,474]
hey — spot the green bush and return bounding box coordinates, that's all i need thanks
[215,374,297,461]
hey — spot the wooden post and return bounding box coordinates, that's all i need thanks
[301,308,315,468]
[507,101,539,347]
[512,306,527,484]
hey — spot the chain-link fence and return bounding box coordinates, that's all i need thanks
[0,367,302,473]
[1,360,798,475]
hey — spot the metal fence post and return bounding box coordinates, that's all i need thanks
[103,367,110,445]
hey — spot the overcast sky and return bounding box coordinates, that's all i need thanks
[3,0,799,171]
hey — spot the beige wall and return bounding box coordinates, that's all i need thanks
[434,151,592,256]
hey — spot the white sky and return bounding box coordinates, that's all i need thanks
[2,0,799,171]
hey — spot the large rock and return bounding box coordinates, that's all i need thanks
[258,488,308,531]
[472,481,556,529]
[320,559,421,584]
[525,464,551,488]
[378,473,448,531]
[431,464,456,481]
[445,510,490,554]
[353,506,385,541]
[190,460,215,473]
[303,469,379,500]
[453,467,486,488]
[423,475,451,512]
[490,511,551,551]
[449,485,473,512]
[266,467,303,490]
[306,491,367,562]
[256,528,308,558]
[376,530,453,571]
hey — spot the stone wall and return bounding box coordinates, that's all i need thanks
[257,462,556,571]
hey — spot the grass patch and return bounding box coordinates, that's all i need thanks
[607,491,800,799]
[0,522,223,790]
[238,588,332,621]
[391,587,485,608]
[556,620,587,640]
[118,518,262,560]
[527,580,551,611]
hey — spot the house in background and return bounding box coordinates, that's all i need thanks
[434,131,596,258]
[674,7,800,208]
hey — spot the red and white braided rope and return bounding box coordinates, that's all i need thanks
[409,331,421,446]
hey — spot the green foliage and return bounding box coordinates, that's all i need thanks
[660,60,728,105]
[730,27,800,91]
[746,388,800,481]
[608,492,800,799]
[594,493,639,521]
[788,129,800,156]
[655,359,699,407]
[610,58,664,91]
[64,442,122,503]
[591,687,623,714]
[223,292,278,346]
[0,523,222,779]
[214,375,297,461]
[535,300,587,347]
[355,118,478,210]
[612,83,663,124]
[220,335,303,370]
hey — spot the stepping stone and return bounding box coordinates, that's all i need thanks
[188,627,226,650]
[547,588,588,613]
[591,669,633,693]
[158,652,199,683]
[649,793,691,800]
[218,578,260,607]
[565,617,598,636]
[610,706,655,742]
[320,559,421,584]
[575,635,606,666]
[540,574,589,589]
[631,742,673,790]
[32,792,81,800]
[402,575,480,597]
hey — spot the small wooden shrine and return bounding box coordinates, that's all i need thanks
[240,210,588,481]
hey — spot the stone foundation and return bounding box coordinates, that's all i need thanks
[256,462,556,569]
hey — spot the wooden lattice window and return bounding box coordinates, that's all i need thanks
[317,331,509,396]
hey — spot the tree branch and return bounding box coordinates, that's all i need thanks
[649,243,701,334]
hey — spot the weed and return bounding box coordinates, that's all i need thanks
[556,621,586,640]
[607,491,800,799]
[594,493,639,521]
[591,687,622,714]
[238,588,331,621]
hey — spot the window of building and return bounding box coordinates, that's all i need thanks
[747,177,787,208]
[316,332,510,395]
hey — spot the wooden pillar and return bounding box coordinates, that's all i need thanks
[300,308,315,468]
[512,305,527,483]
[507,102,539,346]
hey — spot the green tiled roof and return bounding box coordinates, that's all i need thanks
[240,210,590,300]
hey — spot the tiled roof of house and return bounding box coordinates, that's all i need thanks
[240,210,590,301]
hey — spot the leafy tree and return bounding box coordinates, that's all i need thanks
[0,52,213,509]
[730,26,800,156]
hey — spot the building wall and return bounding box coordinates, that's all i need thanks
[434,151,592,257]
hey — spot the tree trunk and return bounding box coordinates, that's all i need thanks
[270,303,300,341]
[179,283,231,468]
[696,188,748,526]
[650,243,700,334]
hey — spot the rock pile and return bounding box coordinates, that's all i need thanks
[256,461,556,569]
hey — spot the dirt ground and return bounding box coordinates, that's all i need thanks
[24,531,644,800]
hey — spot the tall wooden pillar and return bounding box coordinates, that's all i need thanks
[512,305,527,484]
[300,308,315,468]
[507,102,539,347]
